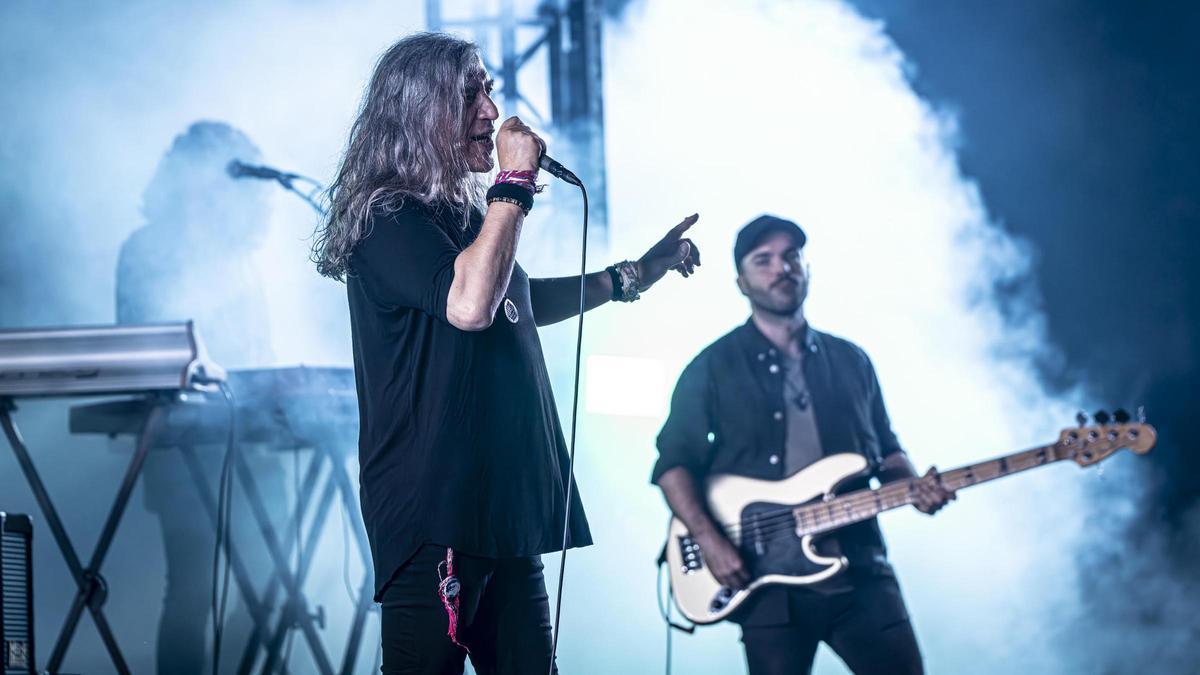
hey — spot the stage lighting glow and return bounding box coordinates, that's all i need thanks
[567,1,1089,673]
[0,1,1117,673]
[584,354,668,417]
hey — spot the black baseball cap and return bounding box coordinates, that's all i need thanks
[733,214,807,270]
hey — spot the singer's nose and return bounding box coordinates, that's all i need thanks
[479,92,499,121]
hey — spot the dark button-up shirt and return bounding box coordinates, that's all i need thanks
[653,320,904,623]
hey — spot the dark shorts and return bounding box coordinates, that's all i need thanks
[740,572,923,675]
[379,545,558,675]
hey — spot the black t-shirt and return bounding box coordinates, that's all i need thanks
[347,201,591,600]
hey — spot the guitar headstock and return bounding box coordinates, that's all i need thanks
[1058,410,1157,467]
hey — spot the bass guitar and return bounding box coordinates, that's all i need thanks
[665,413,1156,624]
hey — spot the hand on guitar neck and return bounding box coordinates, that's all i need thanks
[876,452,957,515]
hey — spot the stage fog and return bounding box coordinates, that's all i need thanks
[1,0,1190,673]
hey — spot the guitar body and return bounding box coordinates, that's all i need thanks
[666,453,870,624]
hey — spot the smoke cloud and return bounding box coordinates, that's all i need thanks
[553,1,1099,672]
[0,0,1167,673]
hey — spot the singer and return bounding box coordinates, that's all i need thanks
[313,32,700,675]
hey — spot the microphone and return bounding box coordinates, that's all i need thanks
[539,154,582,187]
[224,160,329,216]
[226,160,297,182]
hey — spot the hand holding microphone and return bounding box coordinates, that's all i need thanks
[496,116,582,186]
[496,116,543,173]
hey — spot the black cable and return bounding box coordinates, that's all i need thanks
[372,636,383,674]
[281,621,296,673]
[548,182,589,675]
[656,536,696,675]
[339,483,360,607]
[279,446,301,673]
[658,562,673,675]
[666,596,672,675]
[211,381,238,675]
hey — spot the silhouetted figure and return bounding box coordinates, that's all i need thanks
[116,121,280,674]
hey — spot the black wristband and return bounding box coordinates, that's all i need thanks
[486,183,534,214]
[606,265,623,302]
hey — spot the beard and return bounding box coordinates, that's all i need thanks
[747,278,808,316]
[465,146,495,173]
[462,134,495,173]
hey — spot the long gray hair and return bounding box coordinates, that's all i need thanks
[314,32,485,280]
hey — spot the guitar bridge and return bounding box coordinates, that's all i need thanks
[677,536,704,574]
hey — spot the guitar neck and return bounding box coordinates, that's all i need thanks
[794,442,1065,536]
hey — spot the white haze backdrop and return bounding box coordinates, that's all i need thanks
[0,0,1109,672]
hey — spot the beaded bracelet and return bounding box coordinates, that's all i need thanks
[606,260,641,303]
[487,196,530,215]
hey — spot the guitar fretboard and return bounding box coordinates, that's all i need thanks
[792,442,1065,536]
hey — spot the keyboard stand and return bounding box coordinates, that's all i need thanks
[0,395,167,675]
[227,441,375,675]
[5,364,378,674]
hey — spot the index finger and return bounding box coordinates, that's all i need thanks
[670,213,699,237]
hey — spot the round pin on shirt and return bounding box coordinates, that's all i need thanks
[503,297,519,324]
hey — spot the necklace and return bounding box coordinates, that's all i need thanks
[783,358,811,411]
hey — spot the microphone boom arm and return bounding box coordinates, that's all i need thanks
[227,160,327,216]
[275,174,327,217]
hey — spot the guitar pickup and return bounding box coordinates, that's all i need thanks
[749,512,766,556]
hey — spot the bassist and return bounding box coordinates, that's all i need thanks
[653,215,954,675]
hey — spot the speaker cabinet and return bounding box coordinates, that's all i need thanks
[0,513,33,675]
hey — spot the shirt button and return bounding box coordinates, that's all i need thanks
[809,343,818,353]
[768,454,780,465]
[773,410,783,421]
[757,353,766,361]
[768,364,780,374]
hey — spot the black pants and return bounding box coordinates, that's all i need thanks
[740,573,923,675]
[380,545,558,674]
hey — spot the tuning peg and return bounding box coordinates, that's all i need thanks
[1076,411,1088,427]
[1093,410,1111,425]
[1113,409,1131,424]
[1137,406,1146,423]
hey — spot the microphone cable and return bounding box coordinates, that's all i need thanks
[548,177,589,675]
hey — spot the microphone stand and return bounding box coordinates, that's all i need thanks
[270,172,327,217]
